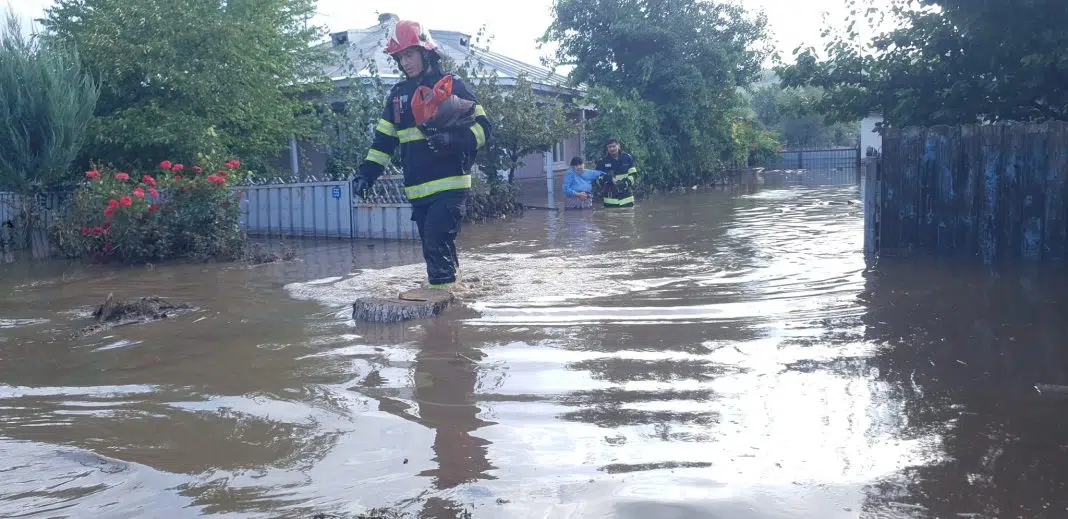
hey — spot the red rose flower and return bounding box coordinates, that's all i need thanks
[132,187,145,198]
[81,227,90,235]
[142,174,156,186]
[92,226,102,235]
[119,196,133,207]
[107,199,119,209]
[192,166,203,173]
[115,172,130,181]
[104,207,116,217]
[85,170,100,179]
[171,164,184,172]
[174,175,183,181]
[149,187,159,198]
[160,160,172,169]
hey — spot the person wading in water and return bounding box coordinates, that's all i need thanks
[563,156,606,210]
[596,137,638,208]
[352,19,493,292]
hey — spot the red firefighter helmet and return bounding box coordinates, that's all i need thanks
[385,20,438,56]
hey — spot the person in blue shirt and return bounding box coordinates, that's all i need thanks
[563,156,606,209]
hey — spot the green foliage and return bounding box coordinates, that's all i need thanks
[464,175,523,223]
[452,30,576,183]
[316,46,390,181]
[777,0,1068,127]
[544,0,772,189]
[50,159,247,263]
[0,11,99,195]
[746,82,859,147]
[730,118,781,167]
[581,86,662,171]
[40,0,333,174]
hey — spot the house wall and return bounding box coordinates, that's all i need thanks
[511,134,584,181]
[512,133,589,209]
[278,137,331,179]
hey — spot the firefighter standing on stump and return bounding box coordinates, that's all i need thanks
[353,20,492,292]
[595,137,638,208]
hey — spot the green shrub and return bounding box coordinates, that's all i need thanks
[0,12,100,195]
[464,176,523,223]
[50,159,247,263]
[0,12,99,254]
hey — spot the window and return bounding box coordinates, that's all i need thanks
[552,141,565,163]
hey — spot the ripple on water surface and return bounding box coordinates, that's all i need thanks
[1,185,962,518]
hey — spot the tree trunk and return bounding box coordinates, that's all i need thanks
[508,167,516,183]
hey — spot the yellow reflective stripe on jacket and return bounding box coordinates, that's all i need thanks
[375,118,397,137]
[603,196,635,205]
[627,167,638,174]
[469,124,486,148]
[404,174,472,199]
[398,127,426,143]
[474,104,487,118]
[366,148,390,167]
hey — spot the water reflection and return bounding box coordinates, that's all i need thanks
[7,177,1068,518]
[860,261,1068,518]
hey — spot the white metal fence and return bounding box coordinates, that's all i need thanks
[239,179,354,238]
[238,175,420,240]
[238,176,420,240]
[0,175,423,246]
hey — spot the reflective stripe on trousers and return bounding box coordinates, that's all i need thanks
[603,196,635,206]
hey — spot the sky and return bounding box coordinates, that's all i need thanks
[3,0,879,67]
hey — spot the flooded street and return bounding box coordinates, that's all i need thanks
[3,181,1068,519]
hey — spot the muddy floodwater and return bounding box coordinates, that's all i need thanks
[3,180,1068,519]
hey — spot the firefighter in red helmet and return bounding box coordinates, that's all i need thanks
[353,20,493,291]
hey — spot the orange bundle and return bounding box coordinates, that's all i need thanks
[412,75,453,127]
[412,75,476,131]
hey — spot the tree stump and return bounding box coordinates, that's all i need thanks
[72,293,193,338]
[92,293,188,323]
[351,288,454,323]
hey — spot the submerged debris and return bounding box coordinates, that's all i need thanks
[73,292,193,338]
[351,288,454,324]
[245,242,297,265]
[1035,384,1068,396]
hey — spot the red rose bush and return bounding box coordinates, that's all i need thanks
[51,159,247,263]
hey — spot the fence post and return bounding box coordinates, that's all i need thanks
[863,157,880,262]
[544,150,555,209]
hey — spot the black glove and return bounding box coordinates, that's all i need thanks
[426,130,456,154]
[352,174,373,200]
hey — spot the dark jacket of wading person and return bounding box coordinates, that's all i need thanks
[595,138,638,208]
[353,20,493,290]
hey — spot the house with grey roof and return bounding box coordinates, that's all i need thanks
[280,13,595,203]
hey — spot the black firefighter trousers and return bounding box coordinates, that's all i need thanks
[411,189,467,286]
